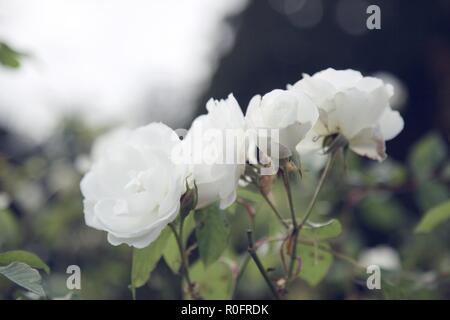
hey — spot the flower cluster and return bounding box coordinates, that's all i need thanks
[80,68,404,248]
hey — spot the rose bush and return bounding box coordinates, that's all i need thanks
[78,68,409,300]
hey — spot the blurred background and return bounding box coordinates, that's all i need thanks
[0,0,449,299]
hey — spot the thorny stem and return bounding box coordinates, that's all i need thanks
[168,222,199,300]
[246,229,281,300]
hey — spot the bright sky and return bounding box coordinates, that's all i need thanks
[0,0,247,142]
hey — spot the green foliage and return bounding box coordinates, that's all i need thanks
[0,250,50,274]
[415,181,449,211]
[0,42,23,68]
[0,262,45,297]
[237,188,261,203]
[415,200,450,234]
[359,192,406,231]
[408,132,448,182]
[300,219,342,241]
[366,159,407,187]
[0,209,20,248]
[163,215,195,274]
[190,260,233,299]
[131,228,171,288]
[297,243,333,286]
[1,120,449,299]
[195,207,231,267]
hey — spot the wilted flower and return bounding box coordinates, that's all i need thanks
[245,89,319,161]
[292,68,404,161]
[80,123,188,248]
[181,94,246,210]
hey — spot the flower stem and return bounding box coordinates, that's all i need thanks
[281,163,299,280]
[231,253,251,299]
[298,151,337,230]
[285,151,337,280]
[281,165,298,229]
[168,222,199,299]
[246,229,281,300]
[258,187,289,229]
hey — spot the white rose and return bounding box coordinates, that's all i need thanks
[292,68,404,161]
[80,123,187,248]
[245,89,319,160]
[181,94,246,210]
[358,246,401,271]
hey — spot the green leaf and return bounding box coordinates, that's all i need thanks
[131,227,171,288]
[415,200,450,234]
[225,203,237,215]
[442,161,450,181]
[190,259,233,300]
[300,219,342,241]
[0,250,50,274]
[0,208,20,247]
[195,207,231,267]
[415,181,450,211]
[237,188,261,203]
[359,192,406,231]
[163,214,195,274]
[408,133,448,181]
[297,243,333,286]
[0,262,45,297]
[382,278,408,299]
[0,43,22,68]
[367,159,407,187]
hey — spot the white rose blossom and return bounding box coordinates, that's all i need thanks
[80,123,188,248]
[180,94,246,210]
[292,68,404,161]
[245,89,319,161]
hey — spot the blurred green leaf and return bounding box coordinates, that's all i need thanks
[359,192,406,231]
[367,160,407,187]
[415,181,449,211]
[0,209,20,248]
[415,200,450,234]
[0,250,50,274]
[0,262,45,297]
[408,132,447,181]
[163,214,195,274]
[382,278,408,299]
[297,243,333,286]
[0,42,22,68]
[225,203,237,215]
[237,188,261,203]
[195,207,230,267]
[131,227,171,288]
[442,161,450,181]
[300,219,342,241]
[190,259,233,299]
